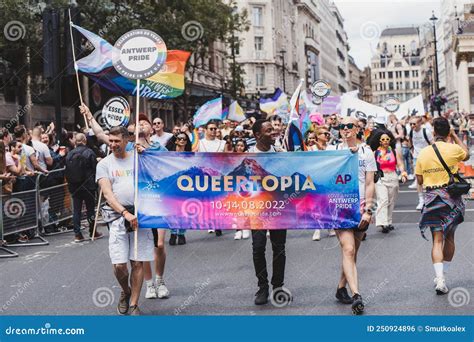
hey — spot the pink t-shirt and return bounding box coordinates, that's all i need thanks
[376,148,397,172]
[5,152,16,168]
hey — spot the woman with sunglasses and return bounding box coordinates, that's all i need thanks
[369,130,408,233]
[307,126,335,240]
[165,133,191,245]
[232,139,251,240]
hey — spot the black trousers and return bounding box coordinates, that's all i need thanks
[72,189,96,235]
[251,230,287,289]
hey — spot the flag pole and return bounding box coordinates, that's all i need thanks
[68,8,89,130]
[134,79,141,260]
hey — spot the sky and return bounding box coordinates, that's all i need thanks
[333,0,442,69]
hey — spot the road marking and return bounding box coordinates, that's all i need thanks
[394,209,474,213]
[399,190,418,193]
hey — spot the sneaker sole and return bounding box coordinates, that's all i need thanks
[436,289,448,295]
[352,301,364,315]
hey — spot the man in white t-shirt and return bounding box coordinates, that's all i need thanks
[31,127,53,171]
[96,126,154,316]
[198,120,227,235]
[408,116,433,209]
[151,117,173,147]
[333,116,376,315]
[269,115,286,151]
[13,126,47,175]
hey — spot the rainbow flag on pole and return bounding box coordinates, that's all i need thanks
[72,24,190,99]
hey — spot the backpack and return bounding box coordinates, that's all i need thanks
[409,127,431,145]
[65,146,90,184]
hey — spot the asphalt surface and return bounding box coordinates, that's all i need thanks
[0,184,473,316]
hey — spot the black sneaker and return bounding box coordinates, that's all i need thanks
[335,287,353,304]
[169,234,177,246]
[215,230,222,237]
[129,305,141,316]
[388,225,395,231]
[254,287,269,305]
[117,290,131,315]
[381,226,390,234]
[351,293,364,315]
[178,235,186,245]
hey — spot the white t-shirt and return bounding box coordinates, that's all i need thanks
[32,140,51,170]
[96,153,134,206]
[151,132,173,147]
[248,145,276,153]
[198,139,226,152]
[336,143,377,201]
[410,127,433,158]
[21,144,35,171]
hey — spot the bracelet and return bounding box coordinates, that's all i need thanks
[121,209,128,217]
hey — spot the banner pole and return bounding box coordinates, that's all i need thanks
[68,8,89,130]
[134,79,141,260]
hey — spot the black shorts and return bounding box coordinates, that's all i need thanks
[151,229,167,248]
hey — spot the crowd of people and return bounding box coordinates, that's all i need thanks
[0,105,472,315]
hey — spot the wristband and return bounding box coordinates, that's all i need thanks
[121,209,128,217]
[364,208,374,215]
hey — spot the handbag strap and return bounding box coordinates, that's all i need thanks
[432,143,463,183]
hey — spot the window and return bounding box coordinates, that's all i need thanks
[388,71,393,79]
[307,50,320,83]
[254,36,263,51]
[404,70,410,78]
[253,7,263,26]
[412,70,418,77]
[256,66,265,87]
[389,82,394,90]
[405,81,410,90]
[395,62,402,68]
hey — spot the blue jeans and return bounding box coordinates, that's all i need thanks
[171,229,186,236]
[402,146,413,175]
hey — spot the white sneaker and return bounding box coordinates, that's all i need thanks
[312,230,321,241]
[328,229,336,237]
[242,230,250,239]
[145,283,157,299]
[434,277,448,295]
[408,174,415,181]
[266,231,270,237]
[234,231,242,240]
[156,282,170,299]
[416,201,424,210]
[408,181,418,189]
[208,229,215,233]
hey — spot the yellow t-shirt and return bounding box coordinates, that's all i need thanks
[415,141,467,188]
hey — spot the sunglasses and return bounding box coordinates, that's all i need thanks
[208,127,217,131]
[339,123,355,130]
[153,122,163,125]
[380,138,391,142]
[410,123,417,126]
[176,136,187,141]
[319,132,330,137]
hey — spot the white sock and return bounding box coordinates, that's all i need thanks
[418,193,424,203]
[146,279,154,287]
[155,275,163,285]
[433,263,444,278]
[443,261,451,274]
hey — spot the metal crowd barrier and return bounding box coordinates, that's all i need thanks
[1,173,49,250]
[37,168,75,236]
[0,180,18,258]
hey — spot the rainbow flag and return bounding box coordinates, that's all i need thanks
[72,24,190,99]
[190,128,200,152]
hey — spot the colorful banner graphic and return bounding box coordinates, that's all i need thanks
[137,150,360,230]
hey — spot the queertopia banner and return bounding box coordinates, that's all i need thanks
[137,150,360,230]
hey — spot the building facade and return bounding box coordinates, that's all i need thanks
[370,27,423,106]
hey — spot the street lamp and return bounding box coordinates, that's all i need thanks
[279,49,286,92]
[429,11,440,94]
